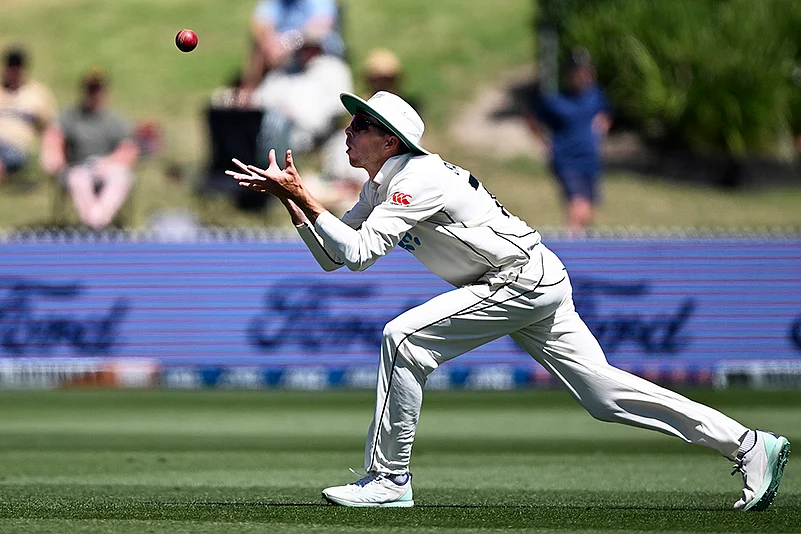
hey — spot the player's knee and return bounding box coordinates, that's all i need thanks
[584,397,619,423]
[381,319,429,370]
[382,318,412,349]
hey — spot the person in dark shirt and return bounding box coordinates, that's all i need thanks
[527,47,611,236]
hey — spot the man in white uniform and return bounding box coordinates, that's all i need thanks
[226,91,790,510]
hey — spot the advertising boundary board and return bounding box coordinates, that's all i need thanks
[1,233,800,389]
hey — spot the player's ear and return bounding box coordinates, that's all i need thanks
[386,135,401,153]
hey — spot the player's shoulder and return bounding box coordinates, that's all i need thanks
[399,152,448,175]
[384,153,449,199]
[389,153,450,187]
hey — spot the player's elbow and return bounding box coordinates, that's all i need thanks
[321,262,343,272]
[344,260,370,272]
[343,255,378,272]
[340,236,391,272]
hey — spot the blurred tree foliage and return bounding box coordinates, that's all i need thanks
[548,0,801,158]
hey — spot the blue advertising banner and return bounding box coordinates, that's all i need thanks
[1,235,800,388]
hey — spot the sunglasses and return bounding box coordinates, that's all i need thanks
[350,114,389,134]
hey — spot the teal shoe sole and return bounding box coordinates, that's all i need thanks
[322,487,414,508]
[322,493,414,508]
[744,436,791,512]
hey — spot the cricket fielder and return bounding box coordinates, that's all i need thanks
[227,91,790,510]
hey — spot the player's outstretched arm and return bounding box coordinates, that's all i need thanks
[279,197,308,226]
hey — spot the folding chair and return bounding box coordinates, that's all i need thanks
[198,105,273,212]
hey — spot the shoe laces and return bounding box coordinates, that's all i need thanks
[731,458,744,477]
[348,467,381,487]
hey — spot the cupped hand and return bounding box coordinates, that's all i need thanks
[225,148,301,199]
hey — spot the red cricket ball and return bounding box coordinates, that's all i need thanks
[175,29,198,53]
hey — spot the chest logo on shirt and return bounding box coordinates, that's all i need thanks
[390,192,412,205]
[398,232,421,251]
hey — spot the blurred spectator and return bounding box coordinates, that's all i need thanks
[298,47,431,214]
[363,48,402,94]
[207,28,353,214]
[362,48,422,113]
[526,46,612,236]
[0,46,57,183]
[304,47,428,214]
[251,28,360,214]
[254,28,351,156]
[41,67,139,229]
[241,0,345,98]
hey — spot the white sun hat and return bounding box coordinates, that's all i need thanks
[340,91,429,155]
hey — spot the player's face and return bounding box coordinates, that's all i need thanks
[345,114,394,170]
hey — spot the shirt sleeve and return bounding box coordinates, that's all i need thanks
[295,181,373,271]
[597,86,613,115]
[296,222,345,271]
[314,171,445,271]
[533,90,560,129]
[110,113,133,150]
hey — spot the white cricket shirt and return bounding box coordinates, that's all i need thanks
[298,152,542,287]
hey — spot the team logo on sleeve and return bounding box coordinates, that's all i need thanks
[390,192,412,205]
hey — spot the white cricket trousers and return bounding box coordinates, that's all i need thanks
[364,244,748,474]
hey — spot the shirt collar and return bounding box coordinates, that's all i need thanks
[372,153,412,186]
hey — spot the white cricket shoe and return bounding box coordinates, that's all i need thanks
[731,429,791,511]
[322,471,414,507]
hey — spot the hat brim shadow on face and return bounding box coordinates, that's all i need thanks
[340,92,429,155]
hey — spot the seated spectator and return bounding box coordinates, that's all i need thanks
[241,0,345,97]
[253,28,352,158]
[40,68,139,229]
[0,46,57,183]
[361,48,422,113]
[305,48,426,214]
[274,47,428,214]
[252,28,363,214]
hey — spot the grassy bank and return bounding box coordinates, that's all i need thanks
[0,0,799,231]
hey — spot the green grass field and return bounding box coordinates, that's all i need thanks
[0,0,800,230]
[0,388,798,533]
